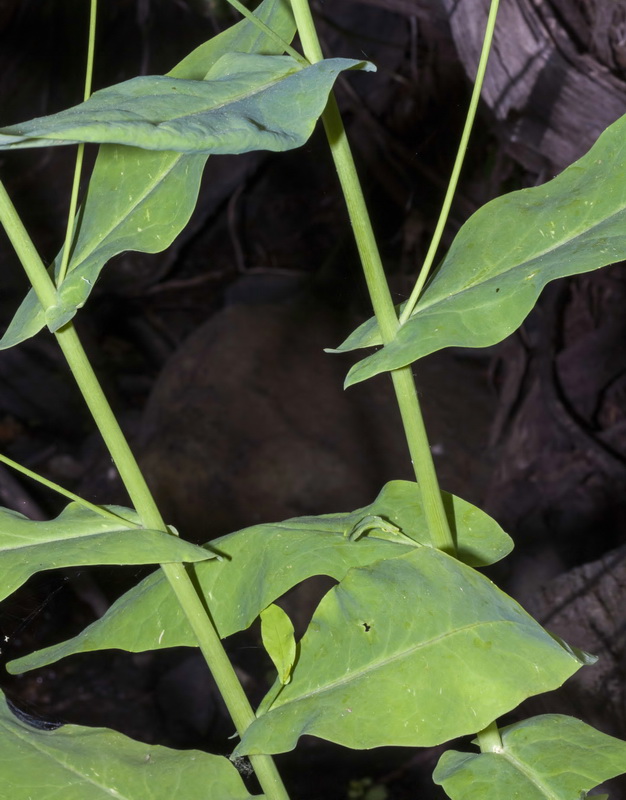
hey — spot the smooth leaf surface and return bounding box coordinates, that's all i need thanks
[0,0,296,348]
[7,482,511,673]
[234,550,592,755]
[0,502,212,602]
[0,54,371,152]
[353,480,513,567]
[261,604,296,685]
[7,510,412,674]
[433,715,626,799]
[0,689,260,799]
[331,112,626,386]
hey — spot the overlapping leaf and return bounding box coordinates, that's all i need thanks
[354,480,512,566]
[433,715,626,799]
[330,112,626,386]
[0,54,370,153]
[0,0,296,348]
[234,550,592,755]
[0,689,260,799]
[0,502,212,602]
[7,482,508,673]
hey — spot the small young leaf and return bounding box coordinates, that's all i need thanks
[7,482,511,674]
[329,111,626,386]
[0,502,212,602]
[234,550,592,756]
[260,604,296,685]
[432,715,626,799]
[343,514,407,543]
[0,689,261,799]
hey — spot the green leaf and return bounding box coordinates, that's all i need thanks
[349,480,513,567]
[7,482,510,673]
[260,604,296,685]
[330,112,626,386]
[0,689,261,799]
[0,502,212,602]
[433,715,626,799]
[0,55,372,153]
[42,146,209,333]
[234,550,592,755]
[168,0,296,81]
[7,508,412,674]
[0,0,297,348]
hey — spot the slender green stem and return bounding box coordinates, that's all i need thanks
[399,0,500,325]
[290,0,454,552]
[57,0,98,288]
[224,0,307,64]
[0,181,289,800]
[478,720,503,753]
[57,145,86,288]
[0,452,141,527]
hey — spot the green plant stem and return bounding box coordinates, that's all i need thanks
[478,720,503,753]
[225,0,307,64]
[399,0,500,325]
[0,180,289,800]
[290,0,454,552]
[0,452,140,527]
[57,0,98,288]
[390,369,455,553]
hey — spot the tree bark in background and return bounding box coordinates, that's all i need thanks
[439,0,626,175]
[435,0,626,756]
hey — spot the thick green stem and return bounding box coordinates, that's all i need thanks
[390,369,455,553]
[478,720,503,753]
[290,0,454,552]
[0,181,289,800]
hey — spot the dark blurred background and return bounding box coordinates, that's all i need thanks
[0,1,625,797]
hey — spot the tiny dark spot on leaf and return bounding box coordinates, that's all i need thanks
[495,287,500,292]
[362,622,371,632]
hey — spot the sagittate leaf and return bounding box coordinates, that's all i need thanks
[0,0,296,348]
[7,509,412,674]
[234,549,592,756]
[0,689,261,800]
[331,112,626,386]
[7,482,510,674]
[0,502,212,603]
[433,714,626,799]
[260,604,296,685]
[0,54,371,153]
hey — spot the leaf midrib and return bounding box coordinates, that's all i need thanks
[270,618,542,710]
[501,747,561,800]
[413,199,626,316]
[19,63,306,145]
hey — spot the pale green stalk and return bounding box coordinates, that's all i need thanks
[399,0,501,324]
[0,181,289,800]
[225,0,307,64]
[57,0,98,288]
[0,452,140,527]
[478,720,503,753]
[289,0,454,553]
